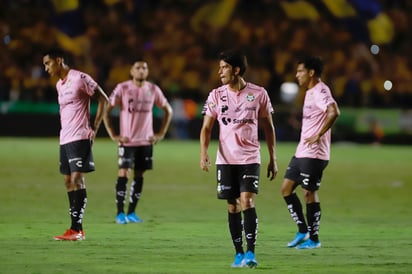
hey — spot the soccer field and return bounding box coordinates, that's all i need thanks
[0,138,411,274]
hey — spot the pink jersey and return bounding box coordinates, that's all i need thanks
[109,80,169,146]
[203,83,274,165]
[295,82,337,160]
[56,69,97,145]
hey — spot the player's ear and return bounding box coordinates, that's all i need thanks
[309,69,315,77]
[56,57,64,65]
[233,66,240,76]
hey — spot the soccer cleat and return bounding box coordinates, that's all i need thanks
[53,229,85,241]
[296,239,321,249]
[244,251,258,268]
[287,232,309,248]
[126,212,143,223]
[231,253,245,268]
[116,212,128,224]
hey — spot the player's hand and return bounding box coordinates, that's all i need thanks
[149,134,164,145]
[112,135,129,144]
[200,154,211,172]
[304,134,321,147]
[267,159,278,181]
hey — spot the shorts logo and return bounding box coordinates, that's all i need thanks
[302,178,309,186]
[253,180,259,189]
[69,157,83,167]
[217,183,231,193]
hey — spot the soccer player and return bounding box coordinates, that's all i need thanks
[281,56,340,249]
[200,49,278,268]
[105,60,173,224]
[42,49,109,241]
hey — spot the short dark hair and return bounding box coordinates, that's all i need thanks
[219,49,248,76]
[298,56,324,76]
[43,48,68,63]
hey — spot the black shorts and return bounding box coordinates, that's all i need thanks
[284,156,329,191]
[118,145,153,171]
[216,164,260,200]
[60,139,95,175]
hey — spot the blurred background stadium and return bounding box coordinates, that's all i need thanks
[0,0,411,143]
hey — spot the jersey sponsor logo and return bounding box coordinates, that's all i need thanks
[222,117,232,125]
[127,98,152,113]
[245,107,256,111]
[221,117,254,126]
[221,105,228,114]
[233,118,253,124]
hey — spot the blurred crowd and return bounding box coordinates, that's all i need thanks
[1,0,411,110]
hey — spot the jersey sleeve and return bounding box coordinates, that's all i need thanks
[258,88,274,118]
[79,72,98,97]
[316,85,336,112]
[153,84,169,107]
[109,83,122,107]
[201,90,218,118]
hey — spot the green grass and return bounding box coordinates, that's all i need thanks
[0,138,411,274]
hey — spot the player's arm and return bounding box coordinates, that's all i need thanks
[200,115,215,172]
[151,102,173,144]
[304,102,340,146]
[259,113,278,181]
[92,86,109,138]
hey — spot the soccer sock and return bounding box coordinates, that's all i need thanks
[307,202,321,242]
[127,176,143,214]
[115,177,128,214]
[70,189,87,232]
[284,193,308,233]
[67,191,75,229]
[228,212,244,254]
[243,207,258,253]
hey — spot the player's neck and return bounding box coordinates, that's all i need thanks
[229,77,246,92]
[59,66,70,81]
[307,78,320,90]
[133,79,145,87]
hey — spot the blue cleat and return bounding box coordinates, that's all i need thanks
[296,239,321,249]
[127,212,143,223]
[244,251,258,268]
[287,232,309,247]
[231,253,245,268]
[116,213,128,224]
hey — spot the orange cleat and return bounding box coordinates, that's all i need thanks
[53,229,85,241]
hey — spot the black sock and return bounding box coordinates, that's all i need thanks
[243,208,258,253]
[307,202,321,242]
[127,176,143,214]
[228,212,244,254]
[67,191,75,229]
[284,193,307,233]
[116,177,128,214]
[71,189,87,231]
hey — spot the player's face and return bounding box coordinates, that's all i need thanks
[218,60,234,85]
[130,61,149,81]
[43,55,60,77]
[296,63,310,88]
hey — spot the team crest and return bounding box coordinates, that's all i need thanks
[246,93,255,102]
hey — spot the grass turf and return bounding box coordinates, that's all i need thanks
[0,138,411,273]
